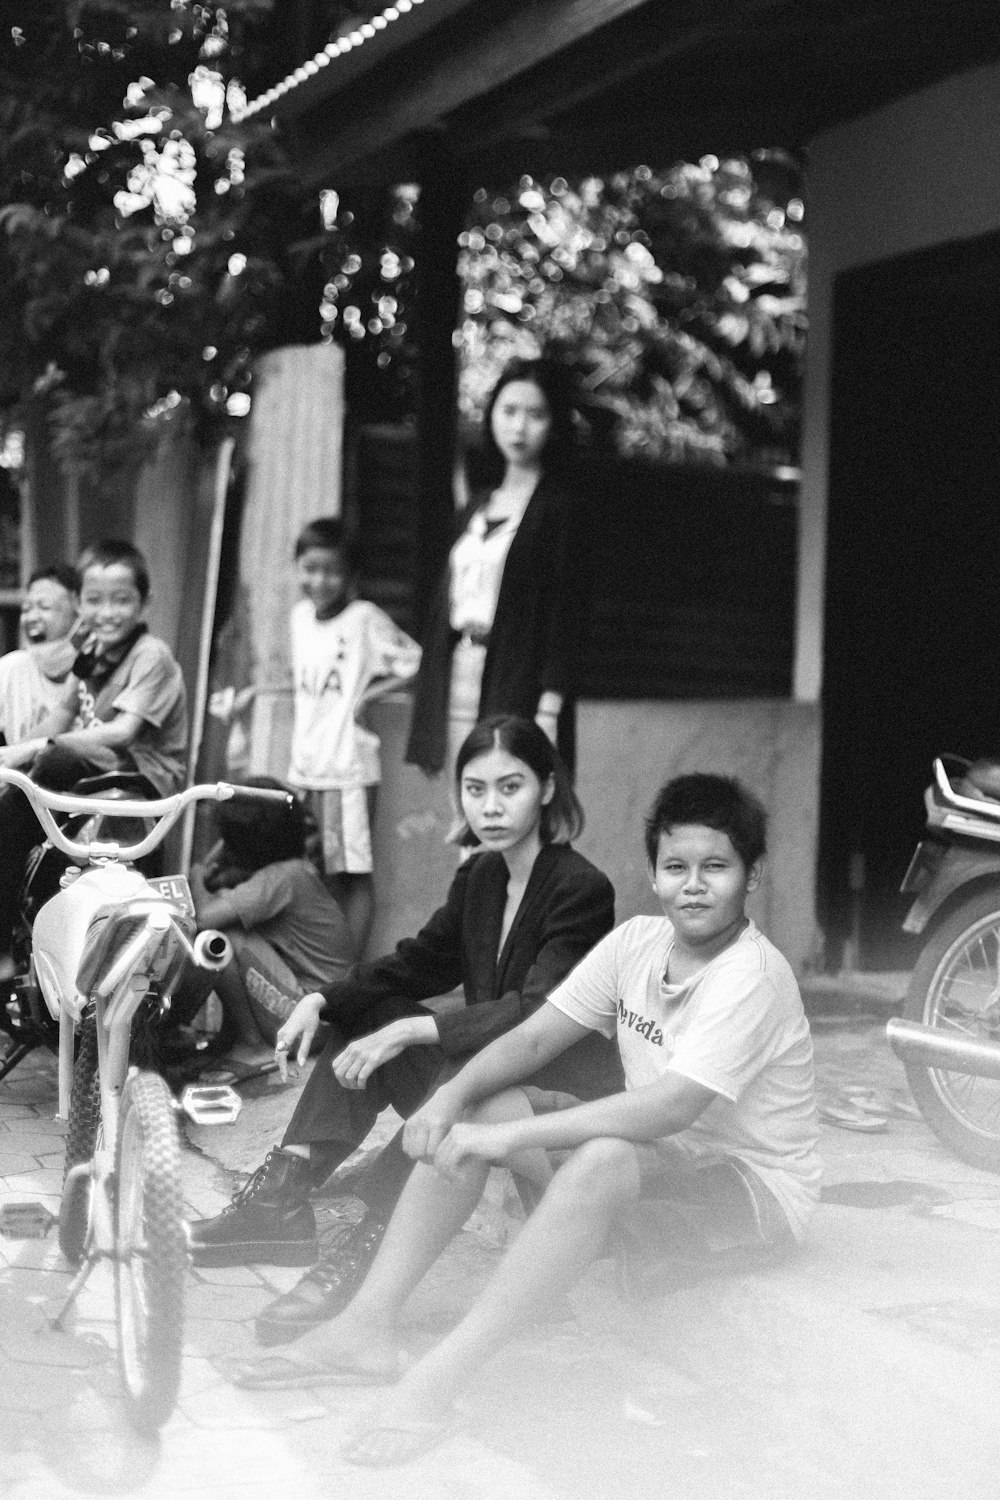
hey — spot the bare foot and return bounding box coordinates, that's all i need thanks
[290,1310,402,1380]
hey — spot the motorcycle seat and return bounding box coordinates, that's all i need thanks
[929,756,1000,836]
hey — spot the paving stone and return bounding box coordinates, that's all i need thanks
[176,1380,312,1431]
[185,1280,274,1323]
[176,1353,229,1396]
[0,1150,41,1174]
[189,1264,273,1289]
[0,1322,110,1369]
[0,1237,65,1272]
[4,1168,64,1195]
[1,1115,66,1135]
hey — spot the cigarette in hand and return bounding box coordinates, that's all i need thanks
[275,1039,290,1083]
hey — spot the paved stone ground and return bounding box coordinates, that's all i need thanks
[3,1017,1000,1500]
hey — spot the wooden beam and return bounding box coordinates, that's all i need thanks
[285,0,659,186]
[445,0,794,161]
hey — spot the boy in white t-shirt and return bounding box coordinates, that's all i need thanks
[289,518,421,958]
[226,774,820,1466]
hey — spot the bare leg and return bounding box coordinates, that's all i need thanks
[356,1134,641,1430]
[286,1088,550,1374]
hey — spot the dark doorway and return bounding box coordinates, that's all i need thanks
[820,230,1000,969]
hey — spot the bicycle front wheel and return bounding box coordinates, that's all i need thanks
[58,1018,101,1266]
[114,1069,186,1433]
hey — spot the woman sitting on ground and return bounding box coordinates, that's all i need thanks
[186,715,620,1349]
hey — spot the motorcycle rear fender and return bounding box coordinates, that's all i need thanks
[903,843,1000,934]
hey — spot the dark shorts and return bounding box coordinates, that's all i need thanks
[524,1089,796,1293]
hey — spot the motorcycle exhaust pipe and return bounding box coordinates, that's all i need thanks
[191,930,233,972]
[887,1017,1000,1080]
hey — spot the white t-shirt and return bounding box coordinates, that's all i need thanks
[0,648,74,744]
[548,916,821,1239]
[448,511,521,636]
[288,599,421,790]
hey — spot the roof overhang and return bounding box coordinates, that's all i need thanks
[256,0,1000,188]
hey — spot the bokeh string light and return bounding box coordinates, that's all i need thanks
[233,0,428,121]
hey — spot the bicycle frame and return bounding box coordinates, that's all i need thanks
[0,770,289,1293]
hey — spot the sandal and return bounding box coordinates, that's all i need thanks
[219,1353,398,1390]
[819,1103,889,1133]
[341,1412,460,1467]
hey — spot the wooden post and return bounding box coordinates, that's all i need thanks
[240,343,346,778]
[412,153,467,631]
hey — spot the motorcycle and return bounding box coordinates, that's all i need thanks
[0,767,287,1432]
[887,754,1000,1170]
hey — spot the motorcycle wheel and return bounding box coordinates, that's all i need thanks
[903,888,1000,1171]
[58,1019,101,1266]
[114,1069,186,1434]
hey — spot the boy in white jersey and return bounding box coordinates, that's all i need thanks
[226,774,820,1466]
[289,518,421,957]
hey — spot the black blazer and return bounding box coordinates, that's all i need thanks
[317,843,621,1096]
[405,474,582,774]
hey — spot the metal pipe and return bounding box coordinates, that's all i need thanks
[192,930,233,972]
[887,1017,1000,1079]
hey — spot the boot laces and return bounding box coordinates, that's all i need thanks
[308,1213,387,1288]
[228,1152,280,1210]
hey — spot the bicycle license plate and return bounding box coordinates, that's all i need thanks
[148,873,195,917]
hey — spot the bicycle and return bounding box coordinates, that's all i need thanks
[0,768,288,1433]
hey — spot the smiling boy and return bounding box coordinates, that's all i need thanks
[0,540,187,962]
[0,564,79,748]
[234,774,820,1467]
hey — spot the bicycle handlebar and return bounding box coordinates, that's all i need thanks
[0,768,291,864]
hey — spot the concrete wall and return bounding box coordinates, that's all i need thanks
[795,61,1000,704]
[574,700,821,972]
[366,695,821,974]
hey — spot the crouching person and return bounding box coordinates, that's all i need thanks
[180,777,354,1069]
[225,772,821,1468]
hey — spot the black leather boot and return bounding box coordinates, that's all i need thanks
[187,1148,318,1267]
[254,1210,387,1345]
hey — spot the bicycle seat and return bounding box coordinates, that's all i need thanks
[71,771,160,800]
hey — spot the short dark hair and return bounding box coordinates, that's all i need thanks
[476,357,578,488]
[214,776,306,870]
[28,563,79,596]
[644,774,767,869]
[294,516,358,572]
[453,713,583,845]
[76,539,150,602]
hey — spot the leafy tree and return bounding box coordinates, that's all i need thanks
[459,156,805,466]
[0,5,805,476]
[320,154,805,467]
[0,0,298,477]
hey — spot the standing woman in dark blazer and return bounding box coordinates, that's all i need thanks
[188,715,620,1358]
[405,357,583,776]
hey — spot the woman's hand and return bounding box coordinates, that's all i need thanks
[274,992,326,1077]
[433,1119,520,1178]
[331,1015,437,1091]
[402,1085,465,1162]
